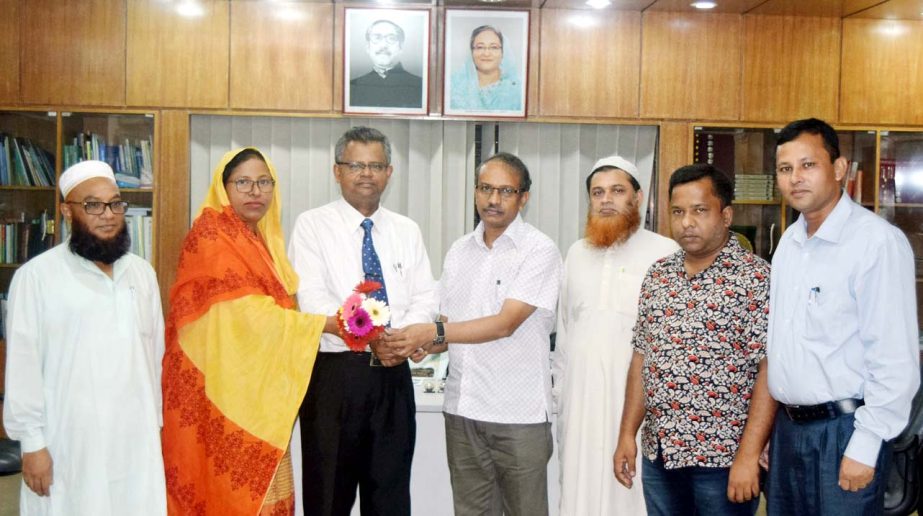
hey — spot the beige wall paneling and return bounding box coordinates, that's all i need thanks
[21,0,126,106]
[656,122,691,235]
[0,0,19,103]
[127,0,230,109]
[539,10,641,118]
[640,12,742,120]
[156,110,190,309]
[742,15,840,123]
[230,2,334,111]
[841,18,923,125]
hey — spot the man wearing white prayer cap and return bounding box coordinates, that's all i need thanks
[552,155,679,515]
[3,160,167,515]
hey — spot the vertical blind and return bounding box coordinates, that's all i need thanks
[189,116,658,272]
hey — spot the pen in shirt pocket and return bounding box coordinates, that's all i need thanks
[393,262,404,277]
[808,286,820,304]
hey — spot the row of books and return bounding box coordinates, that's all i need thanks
[734,174,778,201]
[0,134,55,187]
[0,212,54,265]
[59,207,153,263]
[125,208,154,262]
[63,133,154,189]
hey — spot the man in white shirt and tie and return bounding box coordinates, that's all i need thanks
[288,126,438,516]
[385,152,562,516]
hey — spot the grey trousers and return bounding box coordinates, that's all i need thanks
[444,412,553,516]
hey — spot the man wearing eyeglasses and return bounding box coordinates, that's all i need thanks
[3,160,167,515]
[288,126,438,515]
[349,19,424,109]
[384,152,562,516]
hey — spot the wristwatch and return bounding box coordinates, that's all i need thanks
[432,321,446,346]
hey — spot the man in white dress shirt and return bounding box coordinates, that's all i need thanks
[385,152,562,516]
[3,160,166,516]
[288,126,438,516]
[553,156,678,516]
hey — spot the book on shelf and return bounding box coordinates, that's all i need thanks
[0,210,53,265]
[0,134,55,187]
[844,161,864,203]
[64,133,153,189]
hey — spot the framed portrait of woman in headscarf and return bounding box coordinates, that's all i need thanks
[443,10,529,118]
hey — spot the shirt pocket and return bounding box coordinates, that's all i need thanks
[803,281,852,345]
[612,271,646,319]
[129,283,155,343]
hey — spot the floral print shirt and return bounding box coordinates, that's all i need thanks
[632,235,770,469]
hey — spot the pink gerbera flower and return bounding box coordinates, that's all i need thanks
[343,294,363,319]
[347,308,374,337]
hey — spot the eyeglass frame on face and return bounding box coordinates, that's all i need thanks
[226,177,276,193]
[368,33,400,45]
[336,161,390,174]
[64,200,131,215]
[472,44,502,54]
[475,183,525,199]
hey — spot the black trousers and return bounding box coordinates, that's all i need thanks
[300,351,416,516]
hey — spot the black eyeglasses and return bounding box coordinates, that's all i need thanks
[475,183,525,199]
[228,178,276,193]
[336,161,390,174]
[64,200,130,215]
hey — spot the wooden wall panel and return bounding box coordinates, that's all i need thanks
[0,0,19,103]
[841,19,923,125]
[526,8,541,117]
[20,0,126,106]
[640,12,742,121]
[333,6,345,112]
[656,122,691,235]
[539,10,640,118]
[230,2,334,111]
[156,110,190,309]
[127,0,229,109]
[742,16,840,123]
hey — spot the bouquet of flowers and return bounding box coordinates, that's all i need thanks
[337,280,391,352]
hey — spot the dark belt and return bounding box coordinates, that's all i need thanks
[782,399,864,422]
[317,350,383,367]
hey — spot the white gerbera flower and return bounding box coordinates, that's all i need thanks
[361,297,391,327]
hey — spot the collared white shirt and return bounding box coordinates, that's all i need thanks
[768,192,920,467]
[441,215,563,424]
[288,198,439,352]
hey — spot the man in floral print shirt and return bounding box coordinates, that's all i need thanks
[614,163,776,516]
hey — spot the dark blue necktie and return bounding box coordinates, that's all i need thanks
[361,218,389,305]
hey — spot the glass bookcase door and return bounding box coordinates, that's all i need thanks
[61,112,155,264]
[879,131,923,332]
[838,130,877,210]
[0,110,58,339]
[694,126,780,260]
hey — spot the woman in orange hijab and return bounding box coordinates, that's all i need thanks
[161,148,335,515]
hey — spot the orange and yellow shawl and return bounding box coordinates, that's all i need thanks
[162,148,324,515]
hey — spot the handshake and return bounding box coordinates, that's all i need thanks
[371,322,444,368]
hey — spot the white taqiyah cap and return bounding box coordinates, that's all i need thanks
[59,160,116,199]
[591,155,638,181]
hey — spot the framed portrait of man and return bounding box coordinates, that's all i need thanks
[443,10,529,118]
[344,8,430,115]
